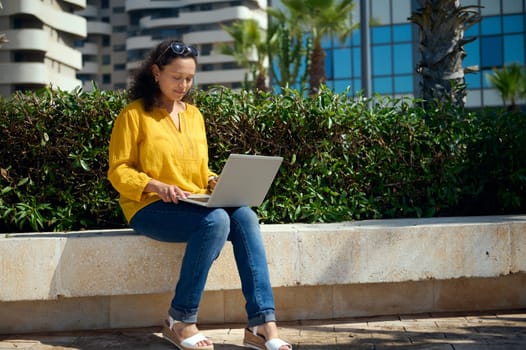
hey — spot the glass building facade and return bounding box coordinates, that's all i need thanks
[317,0,526,108]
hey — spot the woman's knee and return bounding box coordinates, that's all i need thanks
[202,208,230,239]
[231,206,259,226]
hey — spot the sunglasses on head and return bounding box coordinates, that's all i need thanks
[158,41,199,62]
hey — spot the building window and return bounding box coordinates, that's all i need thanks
[201,44,213,55]
[481,16,502,36]
[394,75,413,94]
[393,24,412,42]
[393,43,412,74]
[114,83,127,90]
[504,34,525,64]
[481,36,503,68]
[373,76,393,94]
[503,14,524,33]
[113,44,126,52]
[333,49,352,79]
[465,71,482,89]
[113,26,127,33]
[102,55,111,65]
[372,45,392,75]
[372,26,391,44]
[103,74,111,84]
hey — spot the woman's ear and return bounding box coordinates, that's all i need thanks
[152,64,160,82]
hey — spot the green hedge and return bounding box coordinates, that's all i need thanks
[1,86,524,232]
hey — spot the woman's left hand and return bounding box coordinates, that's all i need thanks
[207,176,218,193]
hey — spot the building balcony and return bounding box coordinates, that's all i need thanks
[87,20,112,36]
[2,29,48,51]
[0,61,80,90]
[78,42,98,55]
[62,0,86,9]
[0,62,48,85]
[197,68,248,85]
[2,0,87,38]
[2,29,83,70]
[80,61,100,75]
[139,6,257,29]
[76,4,99,18]
[126,35,156,51]
[125,0,221,12]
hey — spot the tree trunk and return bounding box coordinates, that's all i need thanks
[309,41,326,95]
[409,0,481,108]
[255,69,269,92]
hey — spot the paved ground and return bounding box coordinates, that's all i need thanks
[1,310,525,349]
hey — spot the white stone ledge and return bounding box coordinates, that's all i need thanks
[1,215,525,303]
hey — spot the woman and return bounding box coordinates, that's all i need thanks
[107,39,291,350]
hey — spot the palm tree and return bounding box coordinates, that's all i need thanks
[278,0,357,95]
[220,19,269,91]
[266,7,311,91]
[409,0,481,108]
[486,63,526,111]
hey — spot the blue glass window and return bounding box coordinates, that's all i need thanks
[352,30,361,47]
[482,69,496,88]
[334,49,352,78]
[334,80,352,94]
[481,36,503,67]
[465,71,482,89]
[394,75,413,94]
[372,45,392,75]
[335,34,352,48]
[372,26,391,44]
[393,43,413,74]
[504,34,525,64]
[481,16,502,36]
[393,24,412,42]
[464,39,480,67]
[503,14,524,34]
[465,22,480,37]
[322,35,332,49]
[373,76,393,94]
[325,49,333,79]
[353,79,362,94]
[353,48,361,77]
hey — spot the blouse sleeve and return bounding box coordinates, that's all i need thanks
[107,107,152,202]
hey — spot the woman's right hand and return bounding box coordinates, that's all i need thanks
[144,179,189,203]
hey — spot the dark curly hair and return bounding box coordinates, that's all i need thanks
[128,39,198,111]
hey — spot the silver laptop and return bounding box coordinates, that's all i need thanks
[181,154,283,207]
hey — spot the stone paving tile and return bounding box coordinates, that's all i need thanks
[0,310,524,350]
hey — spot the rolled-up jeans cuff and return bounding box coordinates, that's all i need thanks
[248,310,276,328]
[168,306,198,324]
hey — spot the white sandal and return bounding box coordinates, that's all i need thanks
[162,317,214,350]
[243,326,292,350]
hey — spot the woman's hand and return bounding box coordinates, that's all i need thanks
[145,179,189,203]
[207,176,218,193]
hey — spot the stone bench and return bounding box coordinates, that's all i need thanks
[1,215,525,333]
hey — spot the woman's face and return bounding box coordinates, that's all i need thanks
[152,57,196,103]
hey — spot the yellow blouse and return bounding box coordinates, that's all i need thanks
[107,99,216,222]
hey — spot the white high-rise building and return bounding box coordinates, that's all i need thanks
[0,0,87,97]
[77,0,268,91]
[0,0,268,96]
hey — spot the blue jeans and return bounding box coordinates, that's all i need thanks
[130,200,276,327]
